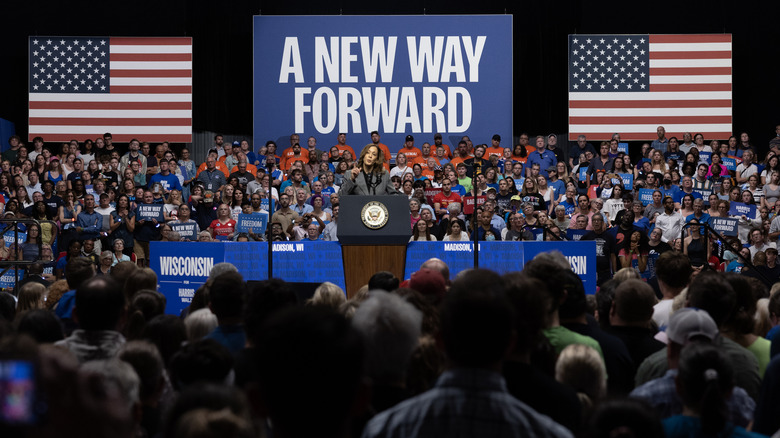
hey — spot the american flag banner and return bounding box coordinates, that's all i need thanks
[568,34,732,141]
[28,37,192,143]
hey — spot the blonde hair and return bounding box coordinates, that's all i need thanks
[16,283,46,313]
[755,298,771,337]
[555,344,607,407]
[672,287,689,313]
[306,282,346,310]
[613,267,642,283]
[770,282,780,298]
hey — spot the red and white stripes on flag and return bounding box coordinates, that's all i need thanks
[28,37,192,143]
[568,34,732,141]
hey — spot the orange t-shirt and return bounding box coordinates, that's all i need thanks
[281,148,309,169]
[282,154,308,171]
[485,147,504,159]
[229,164,259,177]
[334,144,357,159]
[417,156,441,171]
[398,146,423,162]
[197,161,229,177]
[436,143,453,159]
[450,155,472,168]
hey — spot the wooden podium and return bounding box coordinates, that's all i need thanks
[338,195,410,298]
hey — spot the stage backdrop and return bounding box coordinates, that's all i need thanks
[253,15,513,151]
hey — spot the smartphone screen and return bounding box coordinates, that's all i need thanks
[0,360,37,424]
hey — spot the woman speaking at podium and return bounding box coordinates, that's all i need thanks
[341,144,401,196]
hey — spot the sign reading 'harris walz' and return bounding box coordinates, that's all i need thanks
[253,15,513,149]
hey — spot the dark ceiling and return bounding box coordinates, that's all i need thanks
[3,0,779,147]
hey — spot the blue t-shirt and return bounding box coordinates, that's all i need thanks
[559,199,577,216]
[549,180,566,201]
[660,185,681,200]
[526,150,557,179]
[148,172,182,192]
[674,190,703,204]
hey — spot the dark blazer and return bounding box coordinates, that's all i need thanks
[340,170,400,196]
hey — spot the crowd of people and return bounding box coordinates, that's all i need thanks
[1,126,780,291]
[3,125,780,436]
[2,248,780,437]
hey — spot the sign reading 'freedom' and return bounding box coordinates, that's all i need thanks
[253,15,513,149]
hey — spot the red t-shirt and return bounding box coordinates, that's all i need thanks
[209,219,236,239]
[433,191,463,210]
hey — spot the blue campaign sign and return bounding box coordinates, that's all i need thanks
[692,188,712,199]
[150,242,222,316]
[617,173,633,190]
[405,241,597,293]
[699,152,711,164]
[3,230,26,247]
[729,202,757,219]
[578,166,588,182]
[170,221,200,241]
[253,16,513,150]
[223,241,268,281]
[478,241,525,275]
[523,241,598,294]
[638,188,655,205]
[405,241,478,280]
[235,213,268,234]
[151,241,345,315]
[722,157,737,171]
[709,217,738,237]
[567,229,587,241]
[271,241,345,290]
[136,204,164,221]
[618,142,628,154]
[0,268,24,290]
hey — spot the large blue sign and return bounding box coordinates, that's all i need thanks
[253,15,513,151]
[270,241,346,290]
[151,241,346,315]
[404,241,598,294]
[151,242,219,316]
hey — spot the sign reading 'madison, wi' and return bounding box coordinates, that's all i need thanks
[253,15,513,150]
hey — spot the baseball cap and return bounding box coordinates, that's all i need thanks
[405,135,414,142]
[548,133,558,139]
[666,308,718,345]
[408,268,446,301]
[434,133,442,139]
[232,141,240,146]
[510,195,522,202]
